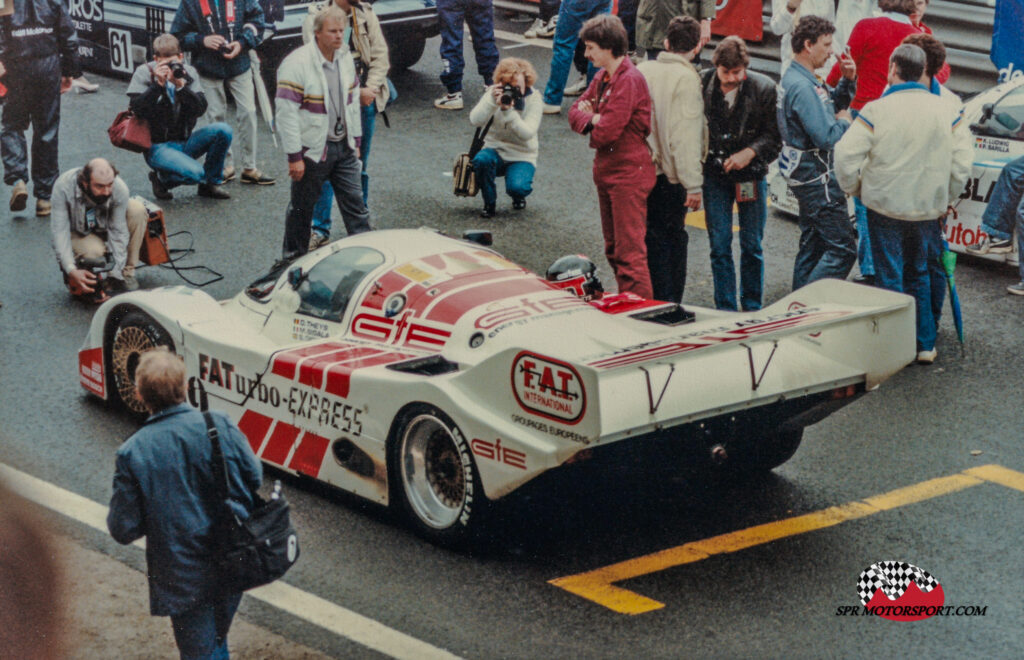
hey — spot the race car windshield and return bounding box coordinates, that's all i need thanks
[295,247,385,323]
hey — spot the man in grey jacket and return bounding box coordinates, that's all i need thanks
[636,0,715,61]
[777,15,856,289]
[50,159,147,300]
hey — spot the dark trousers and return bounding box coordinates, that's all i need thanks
[539,0,560,21]
[791,177,856,289]
[170,592,243,660]
[438,0,499,93]
[283,140,371,259]
[645,174,688,303]
[1,58,62,199]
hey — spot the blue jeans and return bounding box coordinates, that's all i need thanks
[868,209,940,352]
[470,148,535,207]
[312,103,375,234]
[704,174,768,311]
[543,0,611,105]
[170,592,243,660]
[438,0,499,94]
[145,123,233,188]
[979,155,1024,242]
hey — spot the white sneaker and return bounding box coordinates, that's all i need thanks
[309,232,330,251]
[434,92,464,110]
[524,18,545,38]
[563,77,587,96]
[916,349,937,364]
[536,16,558,38]
[542,102,561,115]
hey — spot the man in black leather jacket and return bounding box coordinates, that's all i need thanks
[0,0,81,217]
[126,33,232,200]
[700,36,781,311]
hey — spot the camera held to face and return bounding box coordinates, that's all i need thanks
[500,83,523,107]
[168,61,190,81]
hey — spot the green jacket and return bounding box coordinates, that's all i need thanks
[636,0,717,51]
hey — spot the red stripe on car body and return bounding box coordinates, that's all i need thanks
[271,342,352,379]
[324,352,414,398]
[297,346,384,389]
[288,431,330,477]
[261,422,301,464]
[237,410,275,454]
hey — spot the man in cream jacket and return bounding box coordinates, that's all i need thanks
[637,16,706,304]
[276,5,370,259]
[835,43,971,364]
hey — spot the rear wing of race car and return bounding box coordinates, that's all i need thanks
[454,280,915,448]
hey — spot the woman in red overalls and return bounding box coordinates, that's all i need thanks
[569,14,656,299]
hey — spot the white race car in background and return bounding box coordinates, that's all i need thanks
[78,229,916,546]
[768,76,1024,269]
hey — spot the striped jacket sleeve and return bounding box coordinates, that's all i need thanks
[275,54,306,162]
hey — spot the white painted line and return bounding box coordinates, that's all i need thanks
[501,43,535,51]
[0,462,463,660]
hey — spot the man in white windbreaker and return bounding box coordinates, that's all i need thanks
[835,44,971,365]
[276,5,369,260]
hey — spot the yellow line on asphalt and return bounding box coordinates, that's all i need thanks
[549,465,1023,615]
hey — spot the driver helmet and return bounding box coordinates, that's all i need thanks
[545,254,604,301]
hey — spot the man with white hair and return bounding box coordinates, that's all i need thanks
[835,43,972,364]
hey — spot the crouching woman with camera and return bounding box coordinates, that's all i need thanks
[469,58,542,218]
[126,34,233,201]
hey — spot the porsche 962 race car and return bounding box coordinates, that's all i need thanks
[79,229,916,545]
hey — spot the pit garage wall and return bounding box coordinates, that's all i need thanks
[495,0,998,94]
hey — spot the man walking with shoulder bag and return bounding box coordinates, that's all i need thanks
[107,348,262,659]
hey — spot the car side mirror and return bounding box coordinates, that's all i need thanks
[979,103,994,122]
[288,267,306,289]
[462,230,493,246]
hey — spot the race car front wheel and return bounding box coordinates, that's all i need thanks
[109,310,173,417]
[390,406,486,547]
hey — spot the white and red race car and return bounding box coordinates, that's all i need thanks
[769,75,1024,268]
[79,228,915,545]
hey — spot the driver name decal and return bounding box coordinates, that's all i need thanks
[79,347,105,398]
[512,352,586,424]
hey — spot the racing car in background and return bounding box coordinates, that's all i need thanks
[769,75,1024,269]
[65,0,438,81]
[78,228,916,546]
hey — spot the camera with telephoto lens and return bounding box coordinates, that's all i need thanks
[168,61,189,81]
[500,83,523,107]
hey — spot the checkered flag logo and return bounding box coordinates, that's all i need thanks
[857,561,941,605]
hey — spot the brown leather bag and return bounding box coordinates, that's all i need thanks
[108,110,152,153]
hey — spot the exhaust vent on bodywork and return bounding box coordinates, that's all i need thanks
[629,304,696,326]
[386,355,459,375]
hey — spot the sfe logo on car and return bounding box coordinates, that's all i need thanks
[511,352,585,424]
[470,438,526,470]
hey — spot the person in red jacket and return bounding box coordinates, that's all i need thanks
[909,0,950,83]
[569,15,656,299]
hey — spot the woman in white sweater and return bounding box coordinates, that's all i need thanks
[469,58,543,217]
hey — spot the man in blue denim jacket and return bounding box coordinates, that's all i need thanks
[777,15,856,289]
[107,348,261,660]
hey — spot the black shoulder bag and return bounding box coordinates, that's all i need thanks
[452,116,494,197]
[204,411,300,592]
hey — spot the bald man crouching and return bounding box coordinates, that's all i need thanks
[50,158,147,302]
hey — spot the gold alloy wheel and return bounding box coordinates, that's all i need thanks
[111,324,159,415]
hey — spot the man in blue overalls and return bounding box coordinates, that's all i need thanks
[777,15,857,289]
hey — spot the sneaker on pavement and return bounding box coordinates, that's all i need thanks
[542,102,561,114]
[197,183,231,199]
[149,171,173,200]
[916,349,937,364]
[512,198,526,210]
[1007,281,1024,296]
[222,165,236,182]
[119,274,140,292]
[9,180,27,211]
[308,232,330,251]
[480,204,495,218]
[536,16,557,37]
[965,235,1012,255]
[523,18,545,38]
[563,78,587,96]
[434,92,464,110]
[36,198,51,217]
[241,168,276,185]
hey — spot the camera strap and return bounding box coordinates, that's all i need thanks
[468,117,494,159]
[198,0,235,41]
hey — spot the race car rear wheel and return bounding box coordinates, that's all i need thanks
[390,406,485,547]
[109,310,173,416]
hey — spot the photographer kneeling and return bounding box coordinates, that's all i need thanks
[469,58,542,218]
[127,34,233,201]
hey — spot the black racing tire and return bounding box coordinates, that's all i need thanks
[107,310,174,417]
[388,34,426,72]
[387,405,487,548]
[729,428,804,473]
